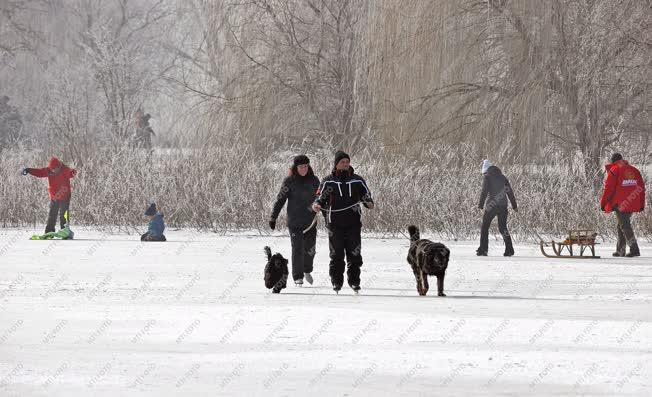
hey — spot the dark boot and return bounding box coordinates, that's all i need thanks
[497,207,514,257]
[626,243,641,257]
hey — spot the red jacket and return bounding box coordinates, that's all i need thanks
[600,160,646,213]
[28,166,77,200]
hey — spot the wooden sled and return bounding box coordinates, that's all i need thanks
[539,229,600,259]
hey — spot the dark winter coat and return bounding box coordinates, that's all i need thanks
[271,166,320,230]
[478,166,517,211]
[314,166,373,228]
[148,213,166,237]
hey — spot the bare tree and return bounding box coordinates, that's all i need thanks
[72,0,174,145]
[410,0,650,179]
[184,0,368,147]
[0,1,43,67]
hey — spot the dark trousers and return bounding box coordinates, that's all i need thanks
[615,210,639,255]
[328,224,363,287]
[141,232,166,242]
[289,227,317,281]
[46,200,70,233]
[478,206,514,254]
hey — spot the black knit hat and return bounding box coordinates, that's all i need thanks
[333,150,350,167]
[610,153,623,163]
[293,155,310,167]
[145,203,157,216]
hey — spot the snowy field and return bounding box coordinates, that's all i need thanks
[0,228,651,396]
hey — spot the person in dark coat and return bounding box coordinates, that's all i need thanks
[22,157,77,233]
[141,203,166,241]
[270,155,320,286]
[134,112,155,149]
[312,151,374,293]
[477,160,517,256]
[600,153,645,257]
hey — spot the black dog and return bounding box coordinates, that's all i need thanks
[264,246,289,293]
[407,225,450,296]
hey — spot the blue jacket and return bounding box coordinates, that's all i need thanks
[148,213,165,237]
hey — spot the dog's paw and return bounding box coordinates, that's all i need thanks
[438,292,446,297]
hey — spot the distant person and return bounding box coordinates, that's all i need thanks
[135,113,155,149]
[141,203,166,241]
[22,157,77,233]
[600,153,645,257]
[477,159,517,257]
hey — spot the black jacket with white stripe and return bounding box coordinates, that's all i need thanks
[314,166,373,228]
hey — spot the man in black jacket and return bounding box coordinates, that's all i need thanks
[313,151,374,293]
[270,155,321,286]
[477,160,517,256]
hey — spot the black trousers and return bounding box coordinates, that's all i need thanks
[615,210,639,255]
[46,200,70,233]
[478,206,513,254]
[328,224,363,287]
[141,232,166,242]
[289,227,317,281]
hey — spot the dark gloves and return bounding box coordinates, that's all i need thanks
[361,195,373,208]
[21,168,30,176]
[269,219,276,230]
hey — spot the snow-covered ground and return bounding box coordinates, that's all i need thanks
[0,228,651,396]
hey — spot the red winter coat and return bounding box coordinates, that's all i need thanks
[600,160,646,213]
[28,166,77,200]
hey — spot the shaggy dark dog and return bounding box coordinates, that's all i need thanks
[264,246,289,293]
[407,225,450,296]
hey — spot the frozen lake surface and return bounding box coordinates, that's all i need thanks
[0,228,650,396]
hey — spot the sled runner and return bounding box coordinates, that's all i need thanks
[539,229,600,259]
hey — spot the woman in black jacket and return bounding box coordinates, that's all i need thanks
[270,155,320,286]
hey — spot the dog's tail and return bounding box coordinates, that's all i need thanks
[408,225,420,242]
[264,246,272,260]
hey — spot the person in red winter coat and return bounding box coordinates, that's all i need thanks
[22,157,77,233]
[600,153,646,257]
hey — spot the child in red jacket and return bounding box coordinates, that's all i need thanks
[22,157,77,233]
